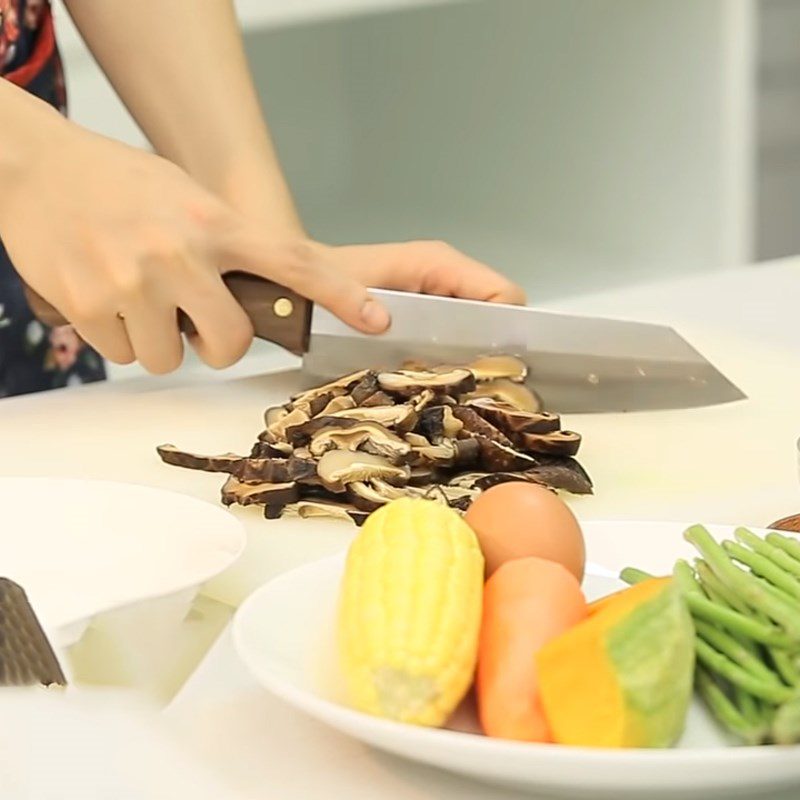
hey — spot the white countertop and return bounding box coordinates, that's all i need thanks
[3,259,800,798]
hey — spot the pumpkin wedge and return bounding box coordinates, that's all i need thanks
[537,578,694,748]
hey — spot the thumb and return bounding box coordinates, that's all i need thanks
[212,225,391,335]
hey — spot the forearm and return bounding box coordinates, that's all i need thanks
[62,0,303,234]
[0,78,66,213]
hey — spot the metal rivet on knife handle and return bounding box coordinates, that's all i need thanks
[273,298,294,318]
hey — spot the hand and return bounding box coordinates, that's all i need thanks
[0,125,390,374]
[325,241,526,305]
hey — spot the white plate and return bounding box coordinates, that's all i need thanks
[233,521,800,799]
[0,478,246,647]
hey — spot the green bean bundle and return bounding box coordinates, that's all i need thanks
[621,525,800,745]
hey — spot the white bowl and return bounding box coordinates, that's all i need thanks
[0,477,246,649]
[233,521,800,799]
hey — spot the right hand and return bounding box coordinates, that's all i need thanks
[0,124,390,374]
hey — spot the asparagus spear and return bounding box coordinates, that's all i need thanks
[622,564,792,647]
[735,528,800,579]
[693,619,783,687]
[765,532,800,564]
[772,696,800,744]
[723,541,800,602]
[684,526,800,639]
[695,667,768,745]
[695,638,794,704]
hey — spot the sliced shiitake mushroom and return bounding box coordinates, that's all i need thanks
[412,437,480,468]
[221,476,299,508]
[250,441,293,459]
[350,372,380,404]
[451,406,513,446]
[467,355,528,383]
[464,379,541,412]
[264,406,288,429]
[308,422,411,461]
[292,392,336,418]
[285,499,369,524]
[378,368,476,398]
[466,397,560,434]
[409,389,436,412]
[291,369,370,406]
[418,406,464,441]
[316,394,356,417]
[526,457,593,494]
[476,436,538,472]
[516,430,582,457]
[157,445,244,474]
[316,450,410,493]
[156,445,318,484]
[285,416,361,447]
[265,406,310,442]
[329,404,418,433]
[360,391,395,407]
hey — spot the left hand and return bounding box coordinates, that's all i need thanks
[324,240,526,305]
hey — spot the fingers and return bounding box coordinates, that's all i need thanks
[73,314,135,365]
[117,300,184,374]
[214,228,391,334]
[331,241,527,305]
[180,273,255,369]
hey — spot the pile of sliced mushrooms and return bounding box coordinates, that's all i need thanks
[157,356,592,525]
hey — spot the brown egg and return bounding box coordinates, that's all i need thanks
[465,483,585,581]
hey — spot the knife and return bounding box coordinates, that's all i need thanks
[25,272,746,413]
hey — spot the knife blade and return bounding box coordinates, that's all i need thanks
[25,274,745,413]
[302,289,747,413]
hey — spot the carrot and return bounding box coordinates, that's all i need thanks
[476,556,588,742]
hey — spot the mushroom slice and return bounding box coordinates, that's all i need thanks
[525,458,593,495]
[265,407,310,442]
[316,450,410,493]
[377,368,476,398]
[347,479,428,511]
[451,406,513,446]
[350,372,380,404]
[286,416,361,447]
[290,370,370,405]
[424,483,479,511]
[476,436,538,472]
[447,471,493,490]
[466,397,560,434]
[308,422,411,461]
[242,455,318,484]
[408,466,438,486]
[404,432,430,447]
[418,406,464,441]
[291,500,367,523]
[516,430,582,457]
[360,390,395,407]
[221,476,299,508]
[467,355,528,383]
[292,392,335,418]
[464,379,541,412]
[157,445,245,474]
[264,406,289,429]
[316,394,356,416]
[409,389,436,412]
[413,438,480,468]
[330,404,418,433]
[250,441,293,459]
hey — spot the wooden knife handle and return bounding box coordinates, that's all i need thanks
[23,272,312,356]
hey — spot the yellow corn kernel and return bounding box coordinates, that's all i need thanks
[338,498,484,727]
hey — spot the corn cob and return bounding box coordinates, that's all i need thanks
[338,498,484,726]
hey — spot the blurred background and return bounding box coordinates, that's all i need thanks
[51,0,793,380]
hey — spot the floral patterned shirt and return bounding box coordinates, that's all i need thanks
[0,0,105,397]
